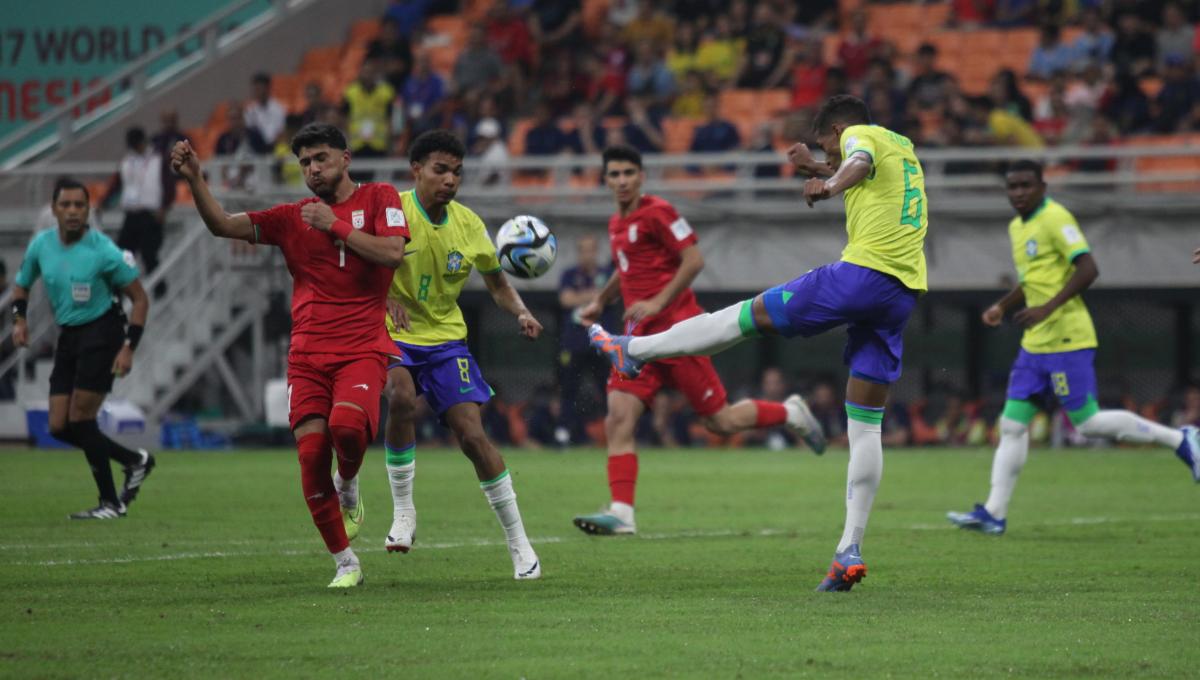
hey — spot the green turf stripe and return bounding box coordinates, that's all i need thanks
[385,444,415,466]
[845,403,884,425]
[480,469,509,487]
[1067,395,1100,426]
[1001,399,1038,425]
[738,300,759,337]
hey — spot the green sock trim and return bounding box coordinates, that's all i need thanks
[845,403,884,425]
[479,468,510,487]
[1067,396,1100,426]
[385,444,415,466]
[737,300,759,337]
[1001,399,1039,425]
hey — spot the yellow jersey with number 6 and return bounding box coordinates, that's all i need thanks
[838,124,928,292]
[387,190,502,345]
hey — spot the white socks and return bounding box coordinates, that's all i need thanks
[332,547,358,567]
[333,470,359,510]
[481,471,534,558]
[628,302,751,361]
[838,417,883,552]
[984,417,1030,520]
[609,501,635,525]
[387,461,416,516]
[1076,410,1185,449]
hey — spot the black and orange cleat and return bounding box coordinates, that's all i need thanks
[815,544,867,592]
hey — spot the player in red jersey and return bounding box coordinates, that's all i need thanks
[571,145,827,535]
[171,124,409,588]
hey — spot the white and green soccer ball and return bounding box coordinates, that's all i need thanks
[495,214,557,279]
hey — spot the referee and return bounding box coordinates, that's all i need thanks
[13,179,155,519]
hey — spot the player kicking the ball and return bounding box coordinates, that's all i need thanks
[381,131,542,580]
[589,96,927,591]
[173,124,409,588]
[572,144,826,537]
[947,160,1200,536]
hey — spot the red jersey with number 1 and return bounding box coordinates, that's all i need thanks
[607,194,702,334]
[248,182,409,356]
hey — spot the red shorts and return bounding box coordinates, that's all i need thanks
[606,355,727,417]
[287,352,387,436]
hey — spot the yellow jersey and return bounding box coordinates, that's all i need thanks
[838,124,929,292]
[387,190,502,345]
[1008,198,1097,353]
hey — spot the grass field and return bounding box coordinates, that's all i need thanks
[2,445,1198,678]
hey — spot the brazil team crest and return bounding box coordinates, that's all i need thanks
[446,250,465,273]
[1025,239,1038,256]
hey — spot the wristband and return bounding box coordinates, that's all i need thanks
[12,299,27,321]
[125,324,144,350]
[330,220,353,241]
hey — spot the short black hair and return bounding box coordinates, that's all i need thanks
[126,126,146,150]
[602,144,642,172]
[290,123,348,156]
[252,72,271,86]
[52,177,89,204]
[917,43,937,57]
[813,95,871,135]
[1006,159,1044,182]
[408,129,466,164]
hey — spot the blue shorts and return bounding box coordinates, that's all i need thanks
[761,262,919,384]
[1005,348,1097,412]
[388,340,492,416]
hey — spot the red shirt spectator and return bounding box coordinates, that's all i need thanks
[486,5,535,72]
[837,10,882,82]
[790,42,827,111]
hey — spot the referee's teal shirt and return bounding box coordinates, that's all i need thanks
[15,227,139,327]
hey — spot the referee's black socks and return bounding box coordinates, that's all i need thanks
[69,420,141,468]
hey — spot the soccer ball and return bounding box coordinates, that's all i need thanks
[495,215,557,279]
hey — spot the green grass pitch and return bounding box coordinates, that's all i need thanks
[2,446,1198,678]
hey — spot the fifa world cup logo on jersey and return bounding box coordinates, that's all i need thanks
[446,250,464,274]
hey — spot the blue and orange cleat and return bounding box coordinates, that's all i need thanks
[815,544,867,592]
[1176,426,1200,482]
[946,503,1007,535]
[588,324,643,378]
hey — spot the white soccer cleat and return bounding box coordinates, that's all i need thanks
[785,394,828,455]
[513,549,541,581]
[386,513,416,553]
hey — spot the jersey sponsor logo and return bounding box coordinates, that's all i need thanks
[669,217,693,241]
[121,249,137,268]
[352,210,365,229]
[386,206,406,227]
[1025,239,1038,256]
[1061,225,1082,244]
[446,250,465,274]
[628,224,638,242]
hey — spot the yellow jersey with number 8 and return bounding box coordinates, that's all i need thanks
[387,190,502,345]
[838,124,928,292]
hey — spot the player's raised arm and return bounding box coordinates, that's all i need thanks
[804,151,872,207]
[170,140,255,241]
[482,270,542,340]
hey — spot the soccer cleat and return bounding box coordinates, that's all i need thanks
[513,550,542,580]
[69,500,126,520]
[385,513,416,553]
[784,394,827,455]
[120,449,156,505]
[572,507,636,535]
[327,563,364,588]
[1175,426,1200,482]
[342,498,364,543]
[815,544,867,592]
[946,503,1007,535]
[588,324,643,378]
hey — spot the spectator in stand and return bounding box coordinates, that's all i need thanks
[908,43,954,110]
[272,114,306,189]
[244,72,286,145]
[837,9,883,83]
[990,69,1034,120]
[1102,70,1153,133]
[689,93,741,172]
[540,53,591,117]
[622,1,674,47]
[150,109,185,220]
[384,0,432,40]
[1033,74,1073,144]
[982,95,1045,147]
[861,59,908,125]
[672,70,708,117]
[867,88,913,137]
[524,101,570,157]
[471,117,509,186]
[667,21,702,82]
[951,0,995,28]
[342,57,394,168]
[1071,7,1115,70]
[454,25,509,105]
[529,0,583,55]
[1112,12,1157,77]
[789,39,828,111]
[526,390,573,448]
[824,66,849,101]
[557,234,613,441]
[109,127,165,290]
[727,0,750,35]
[581,53,624,118]
[214,102,270,190]
[807,380,848,448]
[626,41,677,119]
[748,121,782,179]
[1065,60,1108,112]
[695,13,744,90]
[565,101,606,156]
[367,16,414,93]
[298,81,333,127]
[737,3,790,88]
[1157,2,1195,72]
[486,3,535,77]
[616,98,665,153]
[1153,55,1200,131]
[403,51,445,136]
[1172,384,1200,428]
[607,0,639,28]
[1028,24,1075,81]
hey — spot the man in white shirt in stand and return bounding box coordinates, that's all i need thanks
[244,72,287,145]
[111,127,166,296]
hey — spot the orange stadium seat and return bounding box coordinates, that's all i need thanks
[759,89,791,116]
[349,18,380,46]
[662,117,700,153]
[1133,134,1200,192]
[508,118,534,156]
[717,89,757,121]
[301,46,342,73]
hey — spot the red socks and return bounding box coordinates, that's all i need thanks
[329,404,369,482]
[607,452,639,506]
[753,400,788,428]
[296,432,349,554]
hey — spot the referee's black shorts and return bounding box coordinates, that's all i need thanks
[49,309,125,396]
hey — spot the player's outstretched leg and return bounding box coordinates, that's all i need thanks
[948,412,1028,535]
[817,400,883,592]
[329,404,370,542]
[1074,410,1198,482]
[703,397,827,454]
[446,403,540,579]
[297,429,361,587]
[589,300,758,377]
